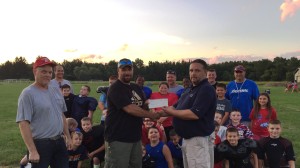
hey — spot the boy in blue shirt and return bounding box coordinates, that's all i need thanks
[167,129,183,168]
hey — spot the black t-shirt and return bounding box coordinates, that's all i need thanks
[212,81,218,90]
[217,139,257,168]
[82,124,104,153]
[63,93,75,118]
[173,78,216,138]
[68,145,88,168]
[257,136,295,168]
[105,80,145,142]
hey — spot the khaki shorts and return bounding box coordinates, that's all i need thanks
[104,141,142,168]
[182,135,214,168]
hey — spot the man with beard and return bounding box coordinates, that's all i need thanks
[162,59,217,168]
[104,58,160,168]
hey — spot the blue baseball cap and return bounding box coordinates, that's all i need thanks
[118,58,133,69]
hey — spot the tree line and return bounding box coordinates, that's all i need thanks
[0,56,299,82]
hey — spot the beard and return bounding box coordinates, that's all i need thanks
[120,74,132,83]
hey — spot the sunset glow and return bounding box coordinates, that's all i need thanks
[0,0,300,64]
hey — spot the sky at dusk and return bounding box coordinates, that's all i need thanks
[0,0,300,65]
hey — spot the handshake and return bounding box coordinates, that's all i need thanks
[147,107,173,120]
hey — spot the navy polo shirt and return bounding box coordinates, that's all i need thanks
[173,78,216,139]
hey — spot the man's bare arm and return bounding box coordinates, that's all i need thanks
[123,104,160,120]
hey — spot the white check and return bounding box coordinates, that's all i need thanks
[148,98,168,108]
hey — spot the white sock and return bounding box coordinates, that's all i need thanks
[93,164,100,168]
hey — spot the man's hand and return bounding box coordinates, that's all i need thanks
[65,136,72,150]
[149,112,160,120]
[29,150,40,163]
[88,152,94,159]
[162,106,175,115]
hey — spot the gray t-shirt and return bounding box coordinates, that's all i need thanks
[216,98,232,125]
[16,84,67,139]
[49,79,73,93]
[168,85,184,94]
[216,98,232,116]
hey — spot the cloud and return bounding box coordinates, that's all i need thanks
[181,55,271,64]
[78,54,103,62]
[279,50,300,58]
[179,50,300,64]
[119,44,128,51]
[64,49,78,53]
[280,0,300,21]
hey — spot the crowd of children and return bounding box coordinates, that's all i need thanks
[212,83,296,168]
[20,81,296,168]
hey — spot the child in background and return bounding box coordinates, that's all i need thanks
[214,112,227,141]
[217,127,258,168]
[249,93,277,140]
[72,85,98,129]
[142,144,156,168]
[142,118,166,145]
[150,82,178,141]
[98,75,117,125]
[167,129,183,168]
[81,117,105,168]
[257,120,296,168]
[216,83,232,126]
[20,155,31,168]
[213,121,223,168]
[68,131,88,168]
[66,117,80,133]
[146,126,174,168]
[61,84,75,118]
[227,110,254,139]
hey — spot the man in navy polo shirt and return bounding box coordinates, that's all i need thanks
[162,59,216,168]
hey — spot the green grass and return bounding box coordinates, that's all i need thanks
[0,82,299,167]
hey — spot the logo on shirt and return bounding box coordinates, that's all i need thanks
[216,104,225,111]
[230,89,249,93]
[131,91,143,107]
[270,143,278,147]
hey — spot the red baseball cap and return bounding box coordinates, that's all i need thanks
[234,65,246,72]
[33,57,56,69]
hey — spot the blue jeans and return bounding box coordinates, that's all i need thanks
[31,137,68,168]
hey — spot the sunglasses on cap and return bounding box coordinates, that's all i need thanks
[118,59,133,68]
[166,70,176,75]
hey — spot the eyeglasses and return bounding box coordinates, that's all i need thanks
[166,70,176,75]
[234,71,243,73]
[118,59,133,68]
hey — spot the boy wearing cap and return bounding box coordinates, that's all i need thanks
[16,57,71,167]
[225,65,259,126]
[104,58,160,168]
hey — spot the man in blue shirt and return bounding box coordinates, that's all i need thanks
[162,59,216,168]
[225,65,259,126]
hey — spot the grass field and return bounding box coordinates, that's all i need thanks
[0,81,299,167]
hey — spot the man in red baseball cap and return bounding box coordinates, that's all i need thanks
[33,56,56,69]
[17,56,71,167]
[225,64,260,126]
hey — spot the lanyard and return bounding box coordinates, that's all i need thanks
[235,79,246,99]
